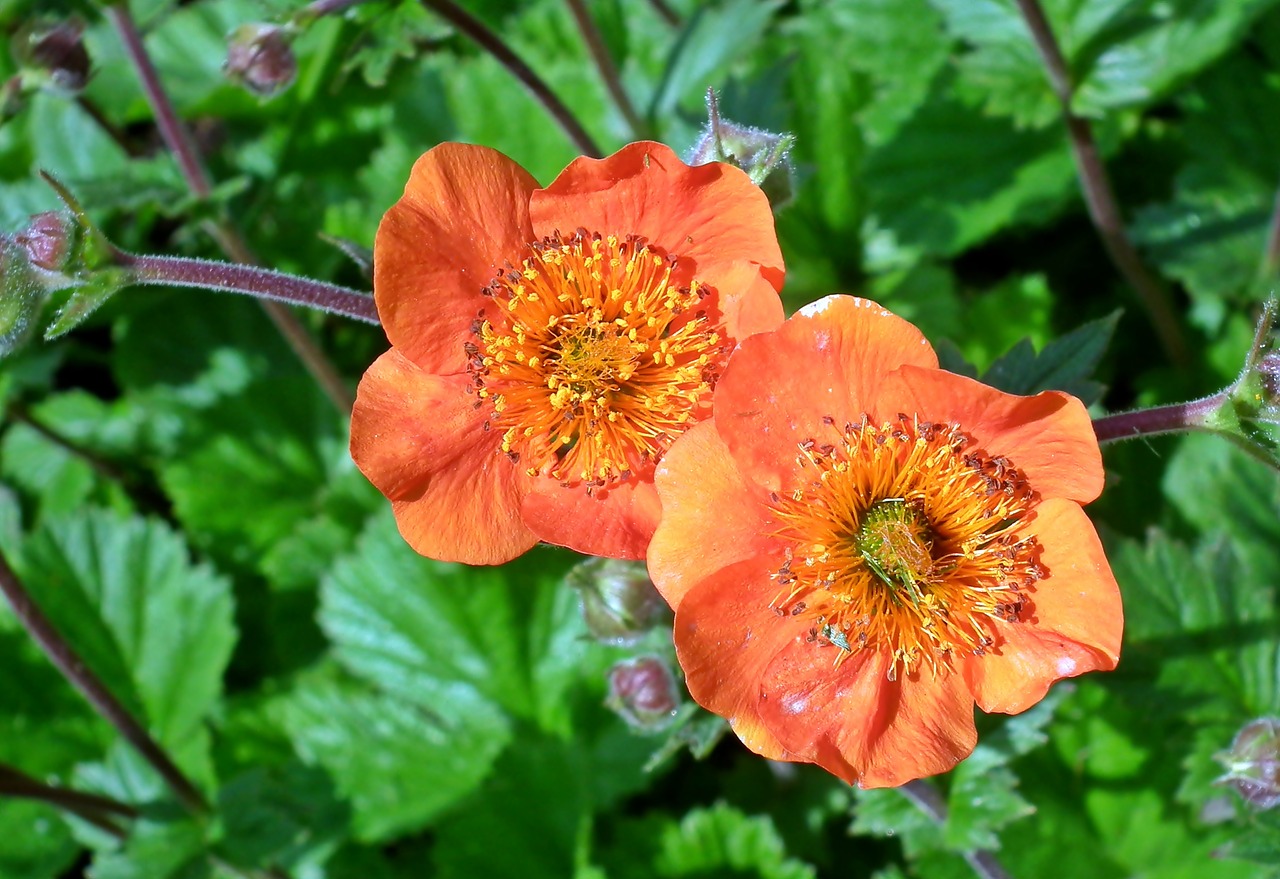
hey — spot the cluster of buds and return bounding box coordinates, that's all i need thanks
[1216,717,1280,810]
[565,558,683,733]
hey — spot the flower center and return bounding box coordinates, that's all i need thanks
[467,231,726,486]
[769,415,1043,679]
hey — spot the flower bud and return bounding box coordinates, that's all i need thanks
[565,557,670,645]
[607,656,680,732]
[16,19,90,96]
[687,89,795,208]
[224,24,297,98]
[15,213,74,272]
[1216,717,1280,810]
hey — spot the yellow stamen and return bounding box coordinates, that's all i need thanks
[465,231,724,485]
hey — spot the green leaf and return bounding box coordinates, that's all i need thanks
[88,808,212,879]
[1072,0,1280,116]
[1111,527,1280,718]
[1162,434,1280,584]
[431,727,657,879]
[654,803,817,878]
[215,762,348,873]
[16,509,236,782]
[277,665,509,843]
[980,310,1120,404]
[851,786,943,858]
[649,0,783,121]
[0,800,79,879]
[945,687,1071,851]
[863,81,1076,261]
[319,509,598,733]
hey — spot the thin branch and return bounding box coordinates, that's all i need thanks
[899,780,1013,879]
[565,0,646,138]
[114,250,379,324]
[104,4,212,198]
[0,548,208,815]
[1013,0,1188,367]
[419,0,603,157]
[0,763,135,838]
[645,0,680,27]
[106,2,357,413]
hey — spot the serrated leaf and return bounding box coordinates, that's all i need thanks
[432,728,656,879]
[851,787,943,858]
[980,310,1119,404]
[863,81,1076,260]
[0,800,79,879]
[944,687,1071,852]
[16,509,236,780]
[1112,527,1280,718]
[319,509,598,733]
[278,666,509,843]
[215,762,348,873]
[653,803,817,879]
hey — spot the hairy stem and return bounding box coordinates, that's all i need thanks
[899,780,1012,879]
[0,763,135,838]
[1013,0,1188,367]
[419,0,602,157]
[0,549,208,815]
[1091,394,1224,443]
[115,251,379,324]
[107,1,357,413]
[565,0,646,138]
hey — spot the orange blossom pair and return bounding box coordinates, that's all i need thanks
[352,142,1123,787]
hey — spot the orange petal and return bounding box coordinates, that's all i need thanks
[647,421,777,609]
[674,556,811,764]
[350,348,538,565]
[697,261,786,344]
[520,475,662,560]
[881,367,1103,504]
[759,645,978,788]
[528,141,784,292]
[966,498,1123,714]
[374,143,538,373]
[714,296,939,490]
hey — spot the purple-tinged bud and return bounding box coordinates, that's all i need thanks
[18,19,90,96]
[607,656,680,732]
[15,213,74,272]
[224,24,297,98]
[566,558,670,645]
[1216,717,1280,810]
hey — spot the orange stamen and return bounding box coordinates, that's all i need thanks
[769,415,1043,679]
[467,230,726,485]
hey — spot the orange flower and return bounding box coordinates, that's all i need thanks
[351,142,784,565]
[647,296,1122,788]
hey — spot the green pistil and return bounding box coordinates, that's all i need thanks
[854,499,935,604]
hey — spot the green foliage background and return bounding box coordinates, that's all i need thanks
[2,0,1280,876]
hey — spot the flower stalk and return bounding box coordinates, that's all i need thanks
[0,763,135,838]
[113,250,379,324]
[1013,0,1188,367]
[106,1,355,412]
[418,0,602,157]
